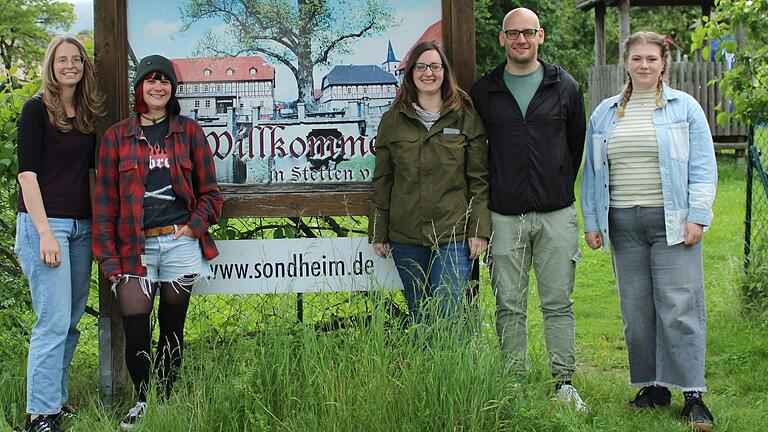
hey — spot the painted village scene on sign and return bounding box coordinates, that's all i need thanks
[127,0,442,185]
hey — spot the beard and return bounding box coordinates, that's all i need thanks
[506,44,537,65]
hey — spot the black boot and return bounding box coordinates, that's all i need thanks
[627,385,671,408]
[681,393,714,432]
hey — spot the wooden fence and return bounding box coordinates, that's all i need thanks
[587,62,747,141]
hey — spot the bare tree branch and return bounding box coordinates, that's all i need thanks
[179,0,394,104]
[314,20,376,65]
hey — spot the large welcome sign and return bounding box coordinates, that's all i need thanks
[126,0,441,188]
[95,0,477,217]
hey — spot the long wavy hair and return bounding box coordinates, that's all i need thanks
[618,31,668,117]
[391,42,471,112]
[41,35,105,133]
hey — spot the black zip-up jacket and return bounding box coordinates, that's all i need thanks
[470,60,586,215]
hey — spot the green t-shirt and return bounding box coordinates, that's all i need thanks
[503,65,544,119]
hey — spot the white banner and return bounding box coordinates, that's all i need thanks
[193,237,403,295]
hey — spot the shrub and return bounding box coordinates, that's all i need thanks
[0,72,40,356]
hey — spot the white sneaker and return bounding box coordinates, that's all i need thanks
[553,384,587,412]
[120,401,147,430]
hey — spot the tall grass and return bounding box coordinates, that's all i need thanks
[1,158,766,431]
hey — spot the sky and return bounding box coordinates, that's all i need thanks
[125,0,441,101]
[64,0,94,33]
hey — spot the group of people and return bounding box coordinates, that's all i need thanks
[371,7,716,432]
[16,6,717,432]
[16,38,221,431]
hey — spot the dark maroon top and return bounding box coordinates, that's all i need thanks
[17,95,96,219]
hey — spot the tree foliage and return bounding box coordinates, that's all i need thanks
[692,0,768,126]
[474,1,701,90]
[179,0,396,105]
[0,72,39,198]
[0,73,40,342]
[474,0,592,86]
[0,0,75,77]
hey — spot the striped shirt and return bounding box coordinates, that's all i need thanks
[607,89,664,208]
[413,103,440,130]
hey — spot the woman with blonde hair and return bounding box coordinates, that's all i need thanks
[15,35,104,432]
[370,42,489,324]
[581,31,717,431]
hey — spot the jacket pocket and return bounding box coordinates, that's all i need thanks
[592,134,605,172]
[178,157,193,170]
[667,122,690,162]
[390,136,421,171]
[118,159,139,196]
[177,156,194,185]
[435,134,465,166]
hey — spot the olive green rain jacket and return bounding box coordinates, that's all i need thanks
[370,102,490,246]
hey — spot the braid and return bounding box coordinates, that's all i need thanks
[621,31,670,115]
[618,78,633,118]
[655,70,667,108]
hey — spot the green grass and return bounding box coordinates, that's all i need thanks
[1,157,766,431]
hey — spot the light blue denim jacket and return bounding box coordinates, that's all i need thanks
[581,83,717,247]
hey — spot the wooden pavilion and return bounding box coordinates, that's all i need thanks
[577,0,747,149]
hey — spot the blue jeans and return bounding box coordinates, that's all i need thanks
[14,213,92,415]
[390,240,472,323]
[609,206,707,391]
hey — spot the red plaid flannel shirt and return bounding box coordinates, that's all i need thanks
[93,114,223,279]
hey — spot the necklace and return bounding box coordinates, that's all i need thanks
[141,113,167,125]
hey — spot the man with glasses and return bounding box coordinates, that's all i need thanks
[470,7,587,410]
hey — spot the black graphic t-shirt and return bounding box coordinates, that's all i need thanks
[142,118,189,229]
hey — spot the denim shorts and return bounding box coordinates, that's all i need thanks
[119,233,210,296]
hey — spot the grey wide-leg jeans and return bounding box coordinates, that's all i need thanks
[609,206,707,392]
[489,205,580,380]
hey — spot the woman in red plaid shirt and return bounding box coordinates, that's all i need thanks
[93,55,222,429]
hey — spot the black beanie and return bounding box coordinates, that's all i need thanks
[133,55,178,94]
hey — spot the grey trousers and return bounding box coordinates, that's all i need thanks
[609,207,707,392]
[489,205,580,380]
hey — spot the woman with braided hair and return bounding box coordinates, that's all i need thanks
[581,31,717,431]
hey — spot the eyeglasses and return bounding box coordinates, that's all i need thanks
[503,28,540,40]
[55,56,84,66]
[414,62,444,72]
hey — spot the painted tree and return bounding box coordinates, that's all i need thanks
[180,0,396,105]
[0,0,75,78]
[692,0,768,126]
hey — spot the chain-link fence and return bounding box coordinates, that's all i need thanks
[185,216,408,342]
[744,125,768,307]
[0,211,410,385]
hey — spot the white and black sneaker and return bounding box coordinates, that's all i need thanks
[52,405,76,426]
[120,401,147,430]
[553,384,588,412]
[24,415,62,432]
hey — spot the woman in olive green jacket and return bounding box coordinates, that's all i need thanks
[370,41,490,323]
